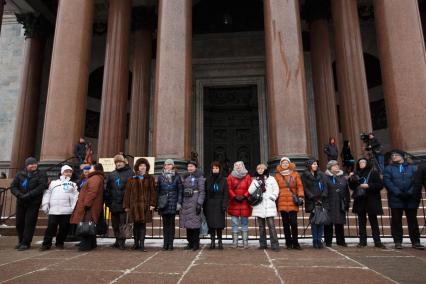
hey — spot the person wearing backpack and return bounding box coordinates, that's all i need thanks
[275,157,305,250]
[248,164,279,251]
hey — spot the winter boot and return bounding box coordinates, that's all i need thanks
[232,232,239,248]
[242,231,249,249]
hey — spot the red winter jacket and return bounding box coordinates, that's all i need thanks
[227,174,252,217]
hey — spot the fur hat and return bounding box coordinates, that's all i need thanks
[113,154,126,164]
[61,165,73,174]
[327,160,339,170]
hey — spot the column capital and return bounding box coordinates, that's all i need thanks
[15,13,51,38]
[304,0,331,23]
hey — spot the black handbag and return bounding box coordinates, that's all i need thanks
[157,193,168,210]
[353,186,366,199]
[310,205,330,225]
[184,187,194,197]
[248,184,263,206]
[76,211,96,237]
[119,214,133,239]
[283,176,304,206]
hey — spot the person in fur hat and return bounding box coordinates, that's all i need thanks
[324,160,350,247]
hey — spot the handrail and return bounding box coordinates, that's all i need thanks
[0,186,15,225]
[44,156,79,172]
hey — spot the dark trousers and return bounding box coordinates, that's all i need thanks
[391,208,420,244]
[111,212,127,242]
[357,212,381,245]
[162,214,176,248]
[258,217,279,249]
[79,235,97,251]
[15,201,40,246]
[133,222,147,247]
[281,211,299,247]
[186,228,200,249]
[324,223,346,245]
[42,214,71,247]
[208,228,223,240]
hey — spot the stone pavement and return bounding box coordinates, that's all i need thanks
[0,237,425,284]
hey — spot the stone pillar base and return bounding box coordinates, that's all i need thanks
[268,155,310,174]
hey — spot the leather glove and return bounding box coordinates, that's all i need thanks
[176,203,182,212]
[222,206,227,213]
[196,204,201,215]
[84,206,91,212]
[269,196,275,201]
[235,196,245,203]
[20,193,31,201]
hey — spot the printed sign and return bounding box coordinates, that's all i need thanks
[98,158,116,173]
[134,157,156,175]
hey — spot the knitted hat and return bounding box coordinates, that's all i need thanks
[187,160,198,167]
[24,157,37,166]
[61,165,73,174]
[327,160,339,170]
[113,154,126,164]
[164,159,175,166]
[280,157,291,164]
[390,149,405,158]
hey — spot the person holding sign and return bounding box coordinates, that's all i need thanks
[123,158,157,252]
[104,154,134,250]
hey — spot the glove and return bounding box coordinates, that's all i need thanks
[235,196,245,203]
[176,203,182,212]
[196,204,201,215]
[20,193,31,201]
[84,206,91,212]
[269,196,275,201]
[222,206,227,213]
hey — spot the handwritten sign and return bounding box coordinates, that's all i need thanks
[134,157,156,175]
[98,158,116,173]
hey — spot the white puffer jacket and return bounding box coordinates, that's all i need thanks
[41,178,79,215]
[248,175,279,218]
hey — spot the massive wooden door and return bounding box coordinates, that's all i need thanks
[203,86,260,175]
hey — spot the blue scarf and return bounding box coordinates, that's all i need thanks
[213,183,219,193]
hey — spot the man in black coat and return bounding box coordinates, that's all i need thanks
[10,157,48,251]
[74,137,86,164]
[104,154,134,249]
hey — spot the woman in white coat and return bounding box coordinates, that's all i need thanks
[248,164,280,251]
[40,165,79,250]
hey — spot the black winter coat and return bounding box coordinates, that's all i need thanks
[349,167,384,215]
[204,174,229,229]
[301,171,329,213]
[324,144,338,161]
[325,170,350,224]
[11,169,48,206]
[413,162,426,197]
[104,165,134,213]
[157,172,183,216]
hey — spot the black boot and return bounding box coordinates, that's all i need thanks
[217,229,223,250]
[209,230,216,250]
[184,229,193,250]
[133,224,140,250]
[192,229,200,251]
[118,238,126,250]
[139,223,147,252]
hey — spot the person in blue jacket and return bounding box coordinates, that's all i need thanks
[383,149,424,250]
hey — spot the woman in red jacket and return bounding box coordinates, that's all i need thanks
[227,161,252,248]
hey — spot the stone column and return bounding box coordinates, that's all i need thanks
[97,0,132,158]
[0,0,5,35]
[10,14,46,173]
[263,0,310,167]
[308,1,340,168]
[128,9,152,157]
[331,0,372,159]
[40,0,94,162]
[373,0,426,154]
[152,0,192,169]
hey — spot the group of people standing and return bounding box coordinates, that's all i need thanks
[9,147,426,252]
